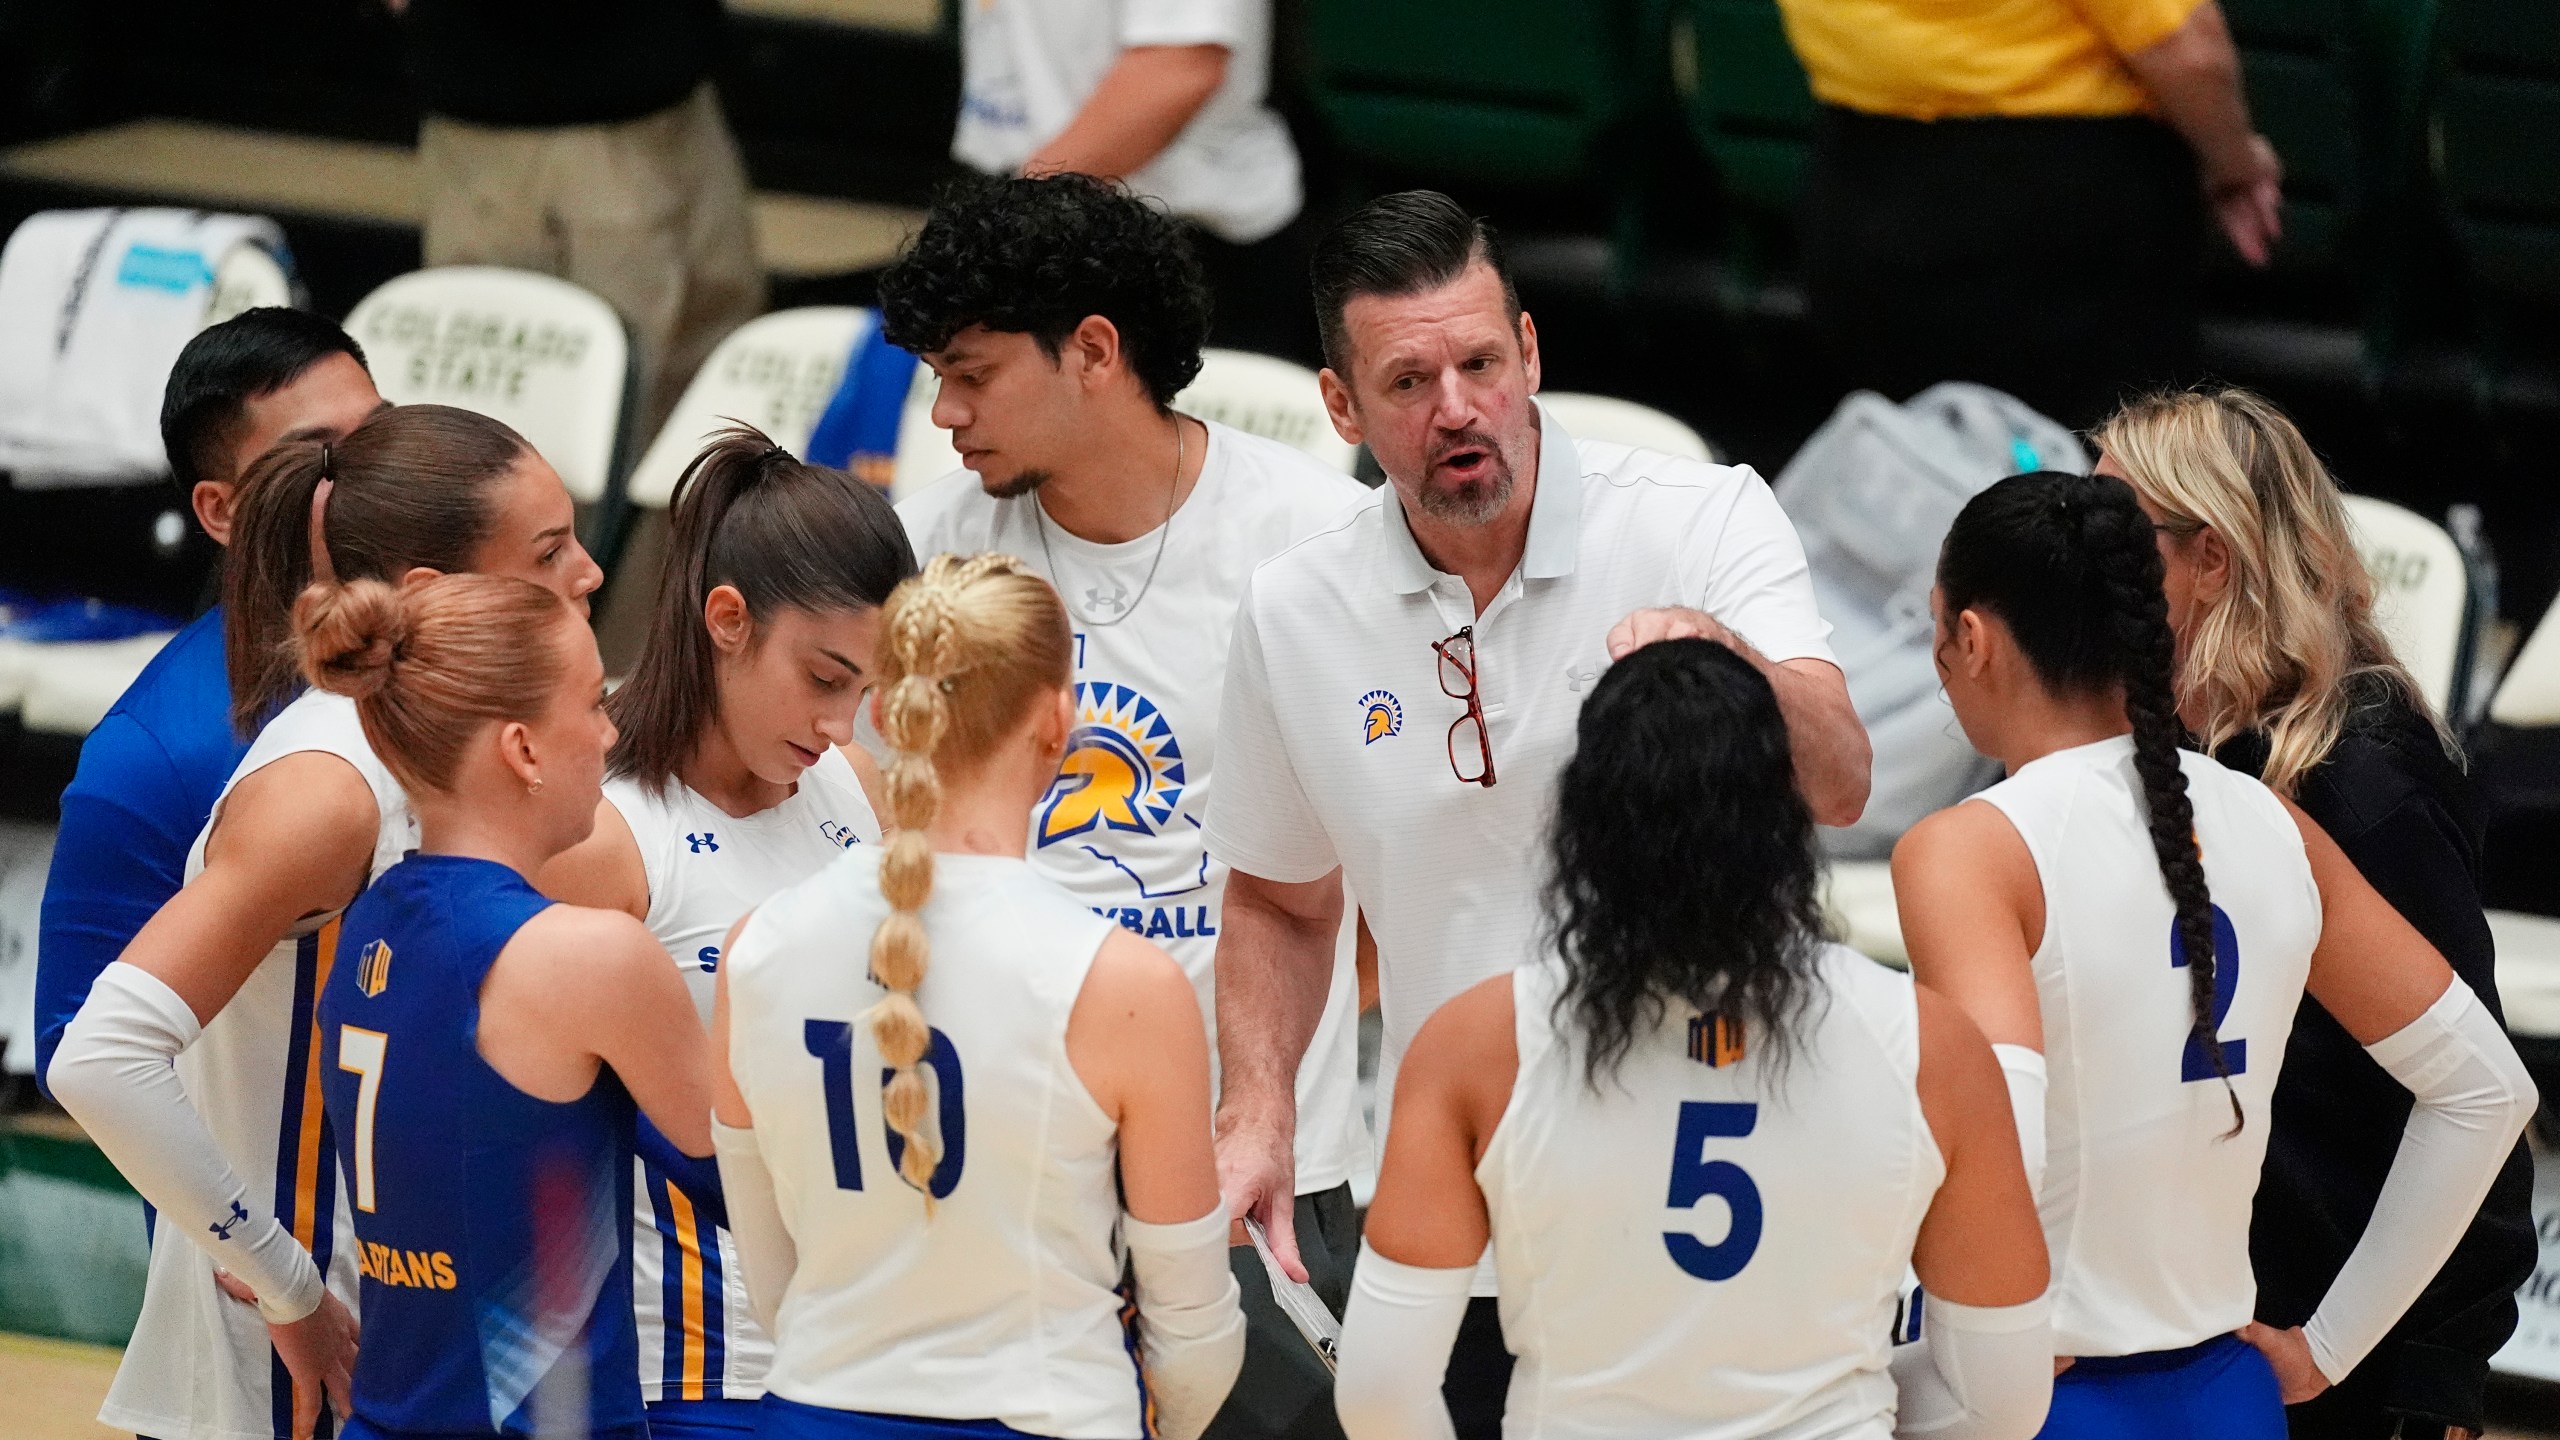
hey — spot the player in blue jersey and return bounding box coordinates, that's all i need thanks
[50,406,605,1440]
[298,568,716,1440]
[536,425,914,1440]
[36,307,380,1094]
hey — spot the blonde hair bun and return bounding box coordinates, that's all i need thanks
[293,577,409,700]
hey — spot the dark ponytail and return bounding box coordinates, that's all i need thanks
[1544,637,1825,1087]
[224,404,532,736]
[607,424,918,789]
[1938,471,2239,1130]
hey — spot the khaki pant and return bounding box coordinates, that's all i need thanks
[419,83,765,437]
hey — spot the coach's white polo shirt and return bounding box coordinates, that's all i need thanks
[1206,399,1837,1089]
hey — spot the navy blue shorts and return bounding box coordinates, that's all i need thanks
[2037,1333,2286,1440]
[754,1395,1105,1440]
[649,1397,765,1440]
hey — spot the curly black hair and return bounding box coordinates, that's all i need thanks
[1545,637,1826,1088]
[1938,470,2241,1131]
[877,173,1212,408]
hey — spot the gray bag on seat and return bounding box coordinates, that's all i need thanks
[1773,383,2087,858]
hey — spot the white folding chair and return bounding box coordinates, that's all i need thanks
[344,267,633,505]
[890,365,962,502]
[2341,494,2471,718]
[627,307,871,510]
[1176,349,1356,474]
[19,632,177,737]
[1539,392,1719,463]
[1820,859,1906,967]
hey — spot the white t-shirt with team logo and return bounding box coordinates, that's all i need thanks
[952,0,1301,244]
[896,420,1370,1192]
[1207,398,1839,1125]
[604,747,882,1405]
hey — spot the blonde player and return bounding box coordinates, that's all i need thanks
[1895,471,2533,1438]
[536,426,915,1440]
[1336,637,2053,1440]
[711,554,1244,1440]
[48,405,603,1440]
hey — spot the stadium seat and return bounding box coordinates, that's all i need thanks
[2479,593,2560,1040]
[2220,0,2362,275]
[1821,859,1905,967]
[1673,0,1817,228]
[2436,0,2560,312]
[1541,392,1719,462]
[626,307,872,510]
[205,242,294,327]
[2341,494,2474,718]
[891,350,1359,501]
[1178,351,1358,475]
[343,267,634,506]
[19,632,178,737]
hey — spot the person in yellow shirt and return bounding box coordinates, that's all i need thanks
[1779,0,2282,427]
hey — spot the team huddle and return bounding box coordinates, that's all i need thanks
[26,174,2540,1440]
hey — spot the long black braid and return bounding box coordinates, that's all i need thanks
[1939,471,2241,1131]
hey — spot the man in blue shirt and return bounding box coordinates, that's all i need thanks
[35,308,383,1095]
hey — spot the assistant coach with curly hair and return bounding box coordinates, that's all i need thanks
[877,172,1373,1440]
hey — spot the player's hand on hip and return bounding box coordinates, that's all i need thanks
[1214,1108,1304,1282]
[2236,1320,2329,1404]
[269,1288,360,1440]
[1607,606,1738,662]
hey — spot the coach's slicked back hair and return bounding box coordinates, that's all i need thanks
[225,404,533,736]
[877,173,1211,408]
[1938,471,2241,1129]
[162,307,369,491]
[1310,189,1520,375]
[296,574,573,798]
[1545,638,1824,1087]
[608,424,917,789]
[869,553,1073,1204]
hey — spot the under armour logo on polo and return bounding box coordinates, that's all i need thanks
[686,833,719,853]
[1085,583,1130,614]
[209,1200,249,1242]
[1566,663,1601,692]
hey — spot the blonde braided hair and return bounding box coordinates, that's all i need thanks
[870,552,1074,1202]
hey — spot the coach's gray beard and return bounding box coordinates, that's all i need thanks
[985,466,1051,500]
[1414,463,1516,527]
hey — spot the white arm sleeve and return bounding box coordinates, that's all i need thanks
[711,1120,793,1337]
[48,962,323,1323]
[2303,981,2535,1383]
[1990,1045,2046,1203]
[1889,1293,2054,1440]
[1335,1242,1471,1440]
[1126,1207,1246,1440]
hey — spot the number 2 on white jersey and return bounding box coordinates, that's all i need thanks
[2171,904,2248,1080]
[1664,1100,1762,1281]
[337,1026,388,1213]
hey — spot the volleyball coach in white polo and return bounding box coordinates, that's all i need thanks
[1204,190,1871,1440]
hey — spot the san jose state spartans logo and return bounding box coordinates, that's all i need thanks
[1360,690,1402,744]
[1039,682,1186,846]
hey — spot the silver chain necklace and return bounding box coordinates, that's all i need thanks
[1035,420,1183,629]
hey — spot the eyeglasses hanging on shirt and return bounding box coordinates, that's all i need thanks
[1434,625,1497,788]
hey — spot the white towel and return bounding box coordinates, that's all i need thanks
[0,208,287,488]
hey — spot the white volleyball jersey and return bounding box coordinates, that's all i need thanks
[1973,734,2322,1357]
[726,847,1141,1437]
[101,689,416,1440]
[1480,945,1942,1440]
[606,747,882,1404]
[898,422,1371,1192]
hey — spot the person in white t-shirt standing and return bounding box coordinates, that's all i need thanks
[875,172,1370,1440]
[951,0,1312,361]
[1205,190,1874,1440]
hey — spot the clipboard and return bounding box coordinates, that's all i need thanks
[1245,1218,1341,1372]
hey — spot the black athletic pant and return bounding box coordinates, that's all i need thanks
[1803,105,2207,432]
[1443,1297,1515,1440]
[1205,1183,1361,1440]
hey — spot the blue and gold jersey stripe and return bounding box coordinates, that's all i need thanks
[646,1160,728,1402]
[270,921,343,1440]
